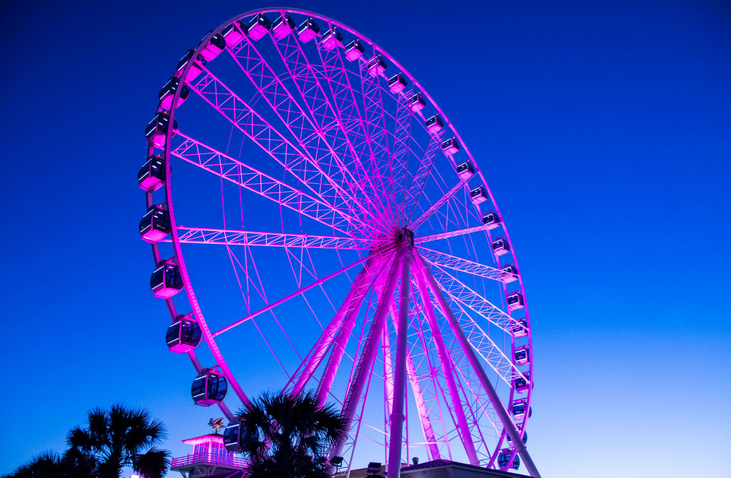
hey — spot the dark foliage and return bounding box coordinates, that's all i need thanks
[67,404,170,478]
[2,405,170,478]
[236,391,347,478]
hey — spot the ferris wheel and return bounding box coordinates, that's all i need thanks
[138,9,539,477]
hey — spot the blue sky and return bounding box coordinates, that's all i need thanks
[1,1,729,477]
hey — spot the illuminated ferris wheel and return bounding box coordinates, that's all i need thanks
[138,8,539,477]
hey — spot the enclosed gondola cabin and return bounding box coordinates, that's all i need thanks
[145,112,177,149]
[388,73,407,94]
[199,32,226,62]
[501,264,518,283]
[150,260,183,299]
[507,291,524,311]
[191,369,228,406]
[482,211,501,230]
[497,450,520,470]
[491,237,509,256]
[409,93,426,112]
[470,185,488,205]
[511,399,531,420]
[176,50,207,82]
[442,136,460,155]
[166,316,202,353]
[513,372,531,394]
[507,430,528,445]
[247,13,272,41]
[298,17,320,43]
[456,161,474,180]
[426,114,444,134]
[511,317,528,338]
[367,55,386,77]
[159,77,190,111]
[514,345,530,365]
[345,39,364,61]
[138,154,165,192]
[222,21,246,46]
[139,206,171,243]
[272,13,295,40]
[223,422,242,452]
[321,27,342,51]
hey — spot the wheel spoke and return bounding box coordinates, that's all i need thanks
[213,249,390,337]
[187,67,380,237]
[354,52,398,221]
[226,36,391,233]
[315,36,395,221]
[269,30,394,231]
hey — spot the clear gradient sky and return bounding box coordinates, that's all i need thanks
[1,1,730,477]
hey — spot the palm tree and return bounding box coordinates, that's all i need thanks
[1,452,65,478]
[66,404,170,478]
[236,391,347,478]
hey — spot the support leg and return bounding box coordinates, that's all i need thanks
[387,251,412,478]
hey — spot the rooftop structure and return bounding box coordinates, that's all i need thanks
[170,433,245,478]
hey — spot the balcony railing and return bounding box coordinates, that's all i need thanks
[171,452,247,468]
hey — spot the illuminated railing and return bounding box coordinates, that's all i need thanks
[171,452,247,468]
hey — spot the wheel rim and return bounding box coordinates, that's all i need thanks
[143,8,534,473]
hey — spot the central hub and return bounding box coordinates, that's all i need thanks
[396,228,414,248]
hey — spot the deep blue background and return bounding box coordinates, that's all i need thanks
[1,1,729,476]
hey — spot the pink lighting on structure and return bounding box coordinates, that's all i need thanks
[171,434,246,470]
[143,8,540,478]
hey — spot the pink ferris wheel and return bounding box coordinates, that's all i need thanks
[138,8,539,477]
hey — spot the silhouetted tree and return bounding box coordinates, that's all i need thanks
[67,404,170,478]
[236,391,346,478]
[0,451,95,478]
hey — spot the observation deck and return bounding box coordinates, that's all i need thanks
[170,433,246,477]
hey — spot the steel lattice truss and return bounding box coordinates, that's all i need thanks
[140,8,539,478]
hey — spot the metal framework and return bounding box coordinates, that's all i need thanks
[141,8,538,478]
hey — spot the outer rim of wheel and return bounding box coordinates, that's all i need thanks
[146,7,533,469]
